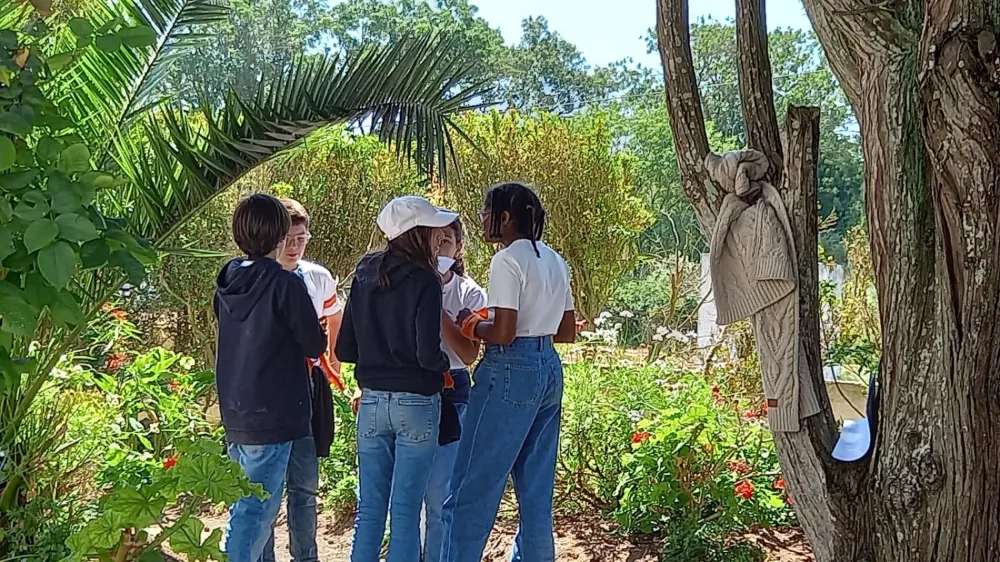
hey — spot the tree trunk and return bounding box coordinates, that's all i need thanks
[657,0,1000,560]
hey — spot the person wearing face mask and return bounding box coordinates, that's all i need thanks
[422,216,487,562]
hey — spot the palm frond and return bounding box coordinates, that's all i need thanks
[109,33,490,244]
[46,0,228,158]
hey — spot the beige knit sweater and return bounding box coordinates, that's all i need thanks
[706,150,820,432]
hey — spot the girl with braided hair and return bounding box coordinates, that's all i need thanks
[441,182,577,562]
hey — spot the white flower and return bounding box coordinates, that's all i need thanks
[594,317,605,327]
[599,311,612,319]
[580,331,597,339]
[667,330,689,343]
[149,423,160,434]
[627,410,643,422]
[614,323,623,330]
[655,326,670,336]
[620,310,635,319]
[652,334,664,342]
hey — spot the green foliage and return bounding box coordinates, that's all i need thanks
[558,362,792,559]
[442,110,654,321]
[65,437,261,562]
[606,256,701,348]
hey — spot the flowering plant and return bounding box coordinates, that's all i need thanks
[65,438,261,561]
[611,374,794,556]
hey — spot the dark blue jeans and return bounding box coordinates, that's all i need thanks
[260,436,319,562]
[441,337,563,562]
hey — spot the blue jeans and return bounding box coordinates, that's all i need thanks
[261,436,319,562]
[422,397,468,562]
[351,390,441,562]
[225,441,293,562]
[441,337,563,562]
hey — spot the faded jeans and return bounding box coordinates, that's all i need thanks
[261,436,319,562]
[225,441,293,562]
[441,337,563,562]
[351,390,441,562]
[422,396,468,562]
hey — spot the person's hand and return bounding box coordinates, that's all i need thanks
[456,308,473,325]
[350,388,363,416]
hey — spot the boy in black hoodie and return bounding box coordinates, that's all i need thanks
[214,194,327,562]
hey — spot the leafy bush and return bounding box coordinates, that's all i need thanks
[65,438,260,562]
[557,361,792,560]
[607,256,701,347]
[440,110,655,321]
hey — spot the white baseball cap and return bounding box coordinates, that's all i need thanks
[376,196,459,241]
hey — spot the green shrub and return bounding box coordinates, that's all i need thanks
[65,437,260,562]
[607,256,701,347]
[557,360,793,559]
[440,110,655,321]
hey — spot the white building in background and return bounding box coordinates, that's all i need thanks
[696,253,846,381]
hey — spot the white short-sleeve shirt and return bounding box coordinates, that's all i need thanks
[441,273,487,369]
[296,260,342,319]
[486,239,574,337]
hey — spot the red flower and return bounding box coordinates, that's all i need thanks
[785,495,793,505]
[774,477,785,490]
[734,480,755,500]
[631,431,652,444]
[711,384,720,394]
[105,353,128,373]
[163,457,177,470]
[727,460,750,475]
[762,401,769,414]
[743,409,760,420]
[109,308,128,323]
[169,380,181,392]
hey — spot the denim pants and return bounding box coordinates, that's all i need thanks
[225,441,293,562]
[441,337,563,562]
[351,390,441,562]
[422,394,468,562]
[261,436,319,562]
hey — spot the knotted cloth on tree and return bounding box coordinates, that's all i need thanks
[706,149,820,432]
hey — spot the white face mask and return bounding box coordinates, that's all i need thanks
[437,256,455,274]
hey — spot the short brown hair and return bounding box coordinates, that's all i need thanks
[280,198,310,228]
[233,194,290,258]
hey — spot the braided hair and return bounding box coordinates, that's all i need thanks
[485,182,545,257]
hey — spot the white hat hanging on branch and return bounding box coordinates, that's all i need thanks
[705,149,821,433]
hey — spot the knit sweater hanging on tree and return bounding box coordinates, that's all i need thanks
[706,149,821,433]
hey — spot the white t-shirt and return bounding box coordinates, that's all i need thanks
[441,273,487,369]
[486,240,574,337]
[296,260,342,319]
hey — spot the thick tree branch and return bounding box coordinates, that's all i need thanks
[736,0,784,183]
[655,0,720,234]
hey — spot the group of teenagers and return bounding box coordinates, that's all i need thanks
[213,181,577,562]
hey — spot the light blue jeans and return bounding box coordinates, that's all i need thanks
[351,390,441,562]
[225,441,293,562]
[441,337,563,562]
[261,436,319,562]
[422,400,468,562]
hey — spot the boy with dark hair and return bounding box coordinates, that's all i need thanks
[215,194,327,562]
[260,197,343,562]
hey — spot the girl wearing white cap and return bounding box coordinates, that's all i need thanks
[335,196,458,562]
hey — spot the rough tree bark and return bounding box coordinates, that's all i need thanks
[657,0,1000,559]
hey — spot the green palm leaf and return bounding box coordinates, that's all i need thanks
[46,0,228,158]
[110,33,489,243]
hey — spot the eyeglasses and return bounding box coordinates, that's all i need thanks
[285,233,312,247]
[477,210,490,222]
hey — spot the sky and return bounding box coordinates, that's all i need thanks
[470,0,812,68]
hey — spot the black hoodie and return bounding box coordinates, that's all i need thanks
[336,252,449,396]
[214,258,327,445]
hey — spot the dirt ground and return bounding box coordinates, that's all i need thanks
[178,510,813,562]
